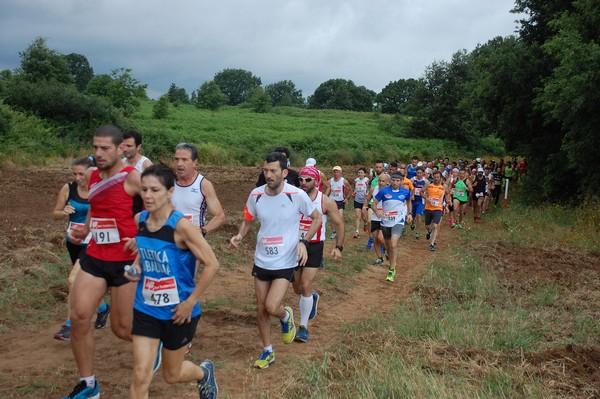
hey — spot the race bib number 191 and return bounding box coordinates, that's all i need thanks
[90,218,120,245]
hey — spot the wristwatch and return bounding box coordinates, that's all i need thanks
[300,239,310,247]
[335,245,344,252]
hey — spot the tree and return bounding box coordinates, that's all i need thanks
[0,69,13,98]
[65,53,94,92]
[167,83,189,105]
[213,68,261,105]
[308,79,375,112]
[153,95,170,119]
[86,68,147,116]
[195,80,226,110]
[264,80,304,106]
[376,78,420,114]
[18,37,73,84]
[246,86,272,113]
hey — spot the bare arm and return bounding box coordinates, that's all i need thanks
[320,172,330,193]
[323,196,344,259]
[52,183,71,221]
[229,219,253,248]
[171,219,219,324]
[201,178,225,234]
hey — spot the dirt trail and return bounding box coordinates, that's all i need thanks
[0,165,435,398]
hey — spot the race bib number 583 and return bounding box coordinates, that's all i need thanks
[262,236,284,256]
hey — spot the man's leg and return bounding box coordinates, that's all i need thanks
[110,281,136,340]
[254,278,290,347]
[296,267,319,328]
[130,336,160,399]
[70,270,108,377]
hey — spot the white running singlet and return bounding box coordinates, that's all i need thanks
[244,183,315,270]
[171,174,207,228]
[122,156,150,173]
[329,177,345,202]
[299,190,328,243]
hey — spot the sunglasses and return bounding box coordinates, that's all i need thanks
[299,177,314,182]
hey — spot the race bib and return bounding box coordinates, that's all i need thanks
[455,189,464,197]
[90,218,120,245]
[428,197,441,207]
[67,222,92,244]
[262,236,284,256]
[383,211,398,222]
[184,214,193,222]
[414,187,422,196]
[142,276,180,307]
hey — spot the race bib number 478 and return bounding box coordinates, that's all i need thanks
[142,276,180,307]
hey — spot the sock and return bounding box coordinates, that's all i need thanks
[280,309,290,323]
[299,295,313,327]
[97,303,108,313]
[65,319,71,327]
[81,375,95,388]
[264,345,273,353]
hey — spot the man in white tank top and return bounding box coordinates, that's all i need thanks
[326,165,352,239]
[292,165,344,343]
[230,152,322,370]
[171,143,225,236]
[121,130,153,172]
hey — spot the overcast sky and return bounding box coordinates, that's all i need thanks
[0,0,523,99]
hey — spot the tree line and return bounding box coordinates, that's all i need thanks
[0,0,598,203]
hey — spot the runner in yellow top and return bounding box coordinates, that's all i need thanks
[421,171,446,251]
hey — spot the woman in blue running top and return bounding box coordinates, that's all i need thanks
[126,164,219,399]
[52,157,110,340]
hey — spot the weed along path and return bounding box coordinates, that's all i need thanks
[0,164,434,398]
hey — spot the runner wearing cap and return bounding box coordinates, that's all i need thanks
[410,166,427,239]
[293,165,344,343]
[472,167,488,223]
[352,167,370,238]
[326,166,352,240]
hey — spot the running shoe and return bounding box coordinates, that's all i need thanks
[198,360,218,399]
[309,291,319,320]
[448,218,454,226]
[386,269,396,282]
[458,223,464,229]
[281,306,296,344]
[363,224,369,233]
[330,231,337,240]
[402,228,408,237]
[254,349,275,369]
[353,232,360,238]
[429,244,435,251]
[295,326,309,342]
[373,257,384,266]
[153,340,163,373]
[62,380,99,399]
[94,304,110,329]
[410,222,415,230]
[54,324,71,341]
[426,231,431,240]
[415,232,420,240]
[381,245,386,254]
[365,236,374,250]
[451,222,457,229]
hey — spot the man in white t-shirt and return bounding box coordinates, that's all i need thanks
[230,152,322,370]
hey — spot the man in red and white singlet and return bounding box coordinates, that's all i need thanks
[64,124,142,398]
[230,152,322,369]
[326,165,352,240]
[292,166,344,343]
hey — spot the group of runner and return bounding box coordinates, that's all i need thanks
[318,156,519,282]
[53,125,518,398]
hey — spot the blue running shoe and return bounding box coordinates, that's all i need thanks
[365,236,374,250]
[309,291,319,320]
[426,231,432,240]
[62,380,99,399]
[295,326,309,342]
[153,340,163,373]
[198,360,218,399]
[429,243,436,251]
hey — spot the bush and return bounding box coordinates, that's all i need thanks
[152,95,170,119]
